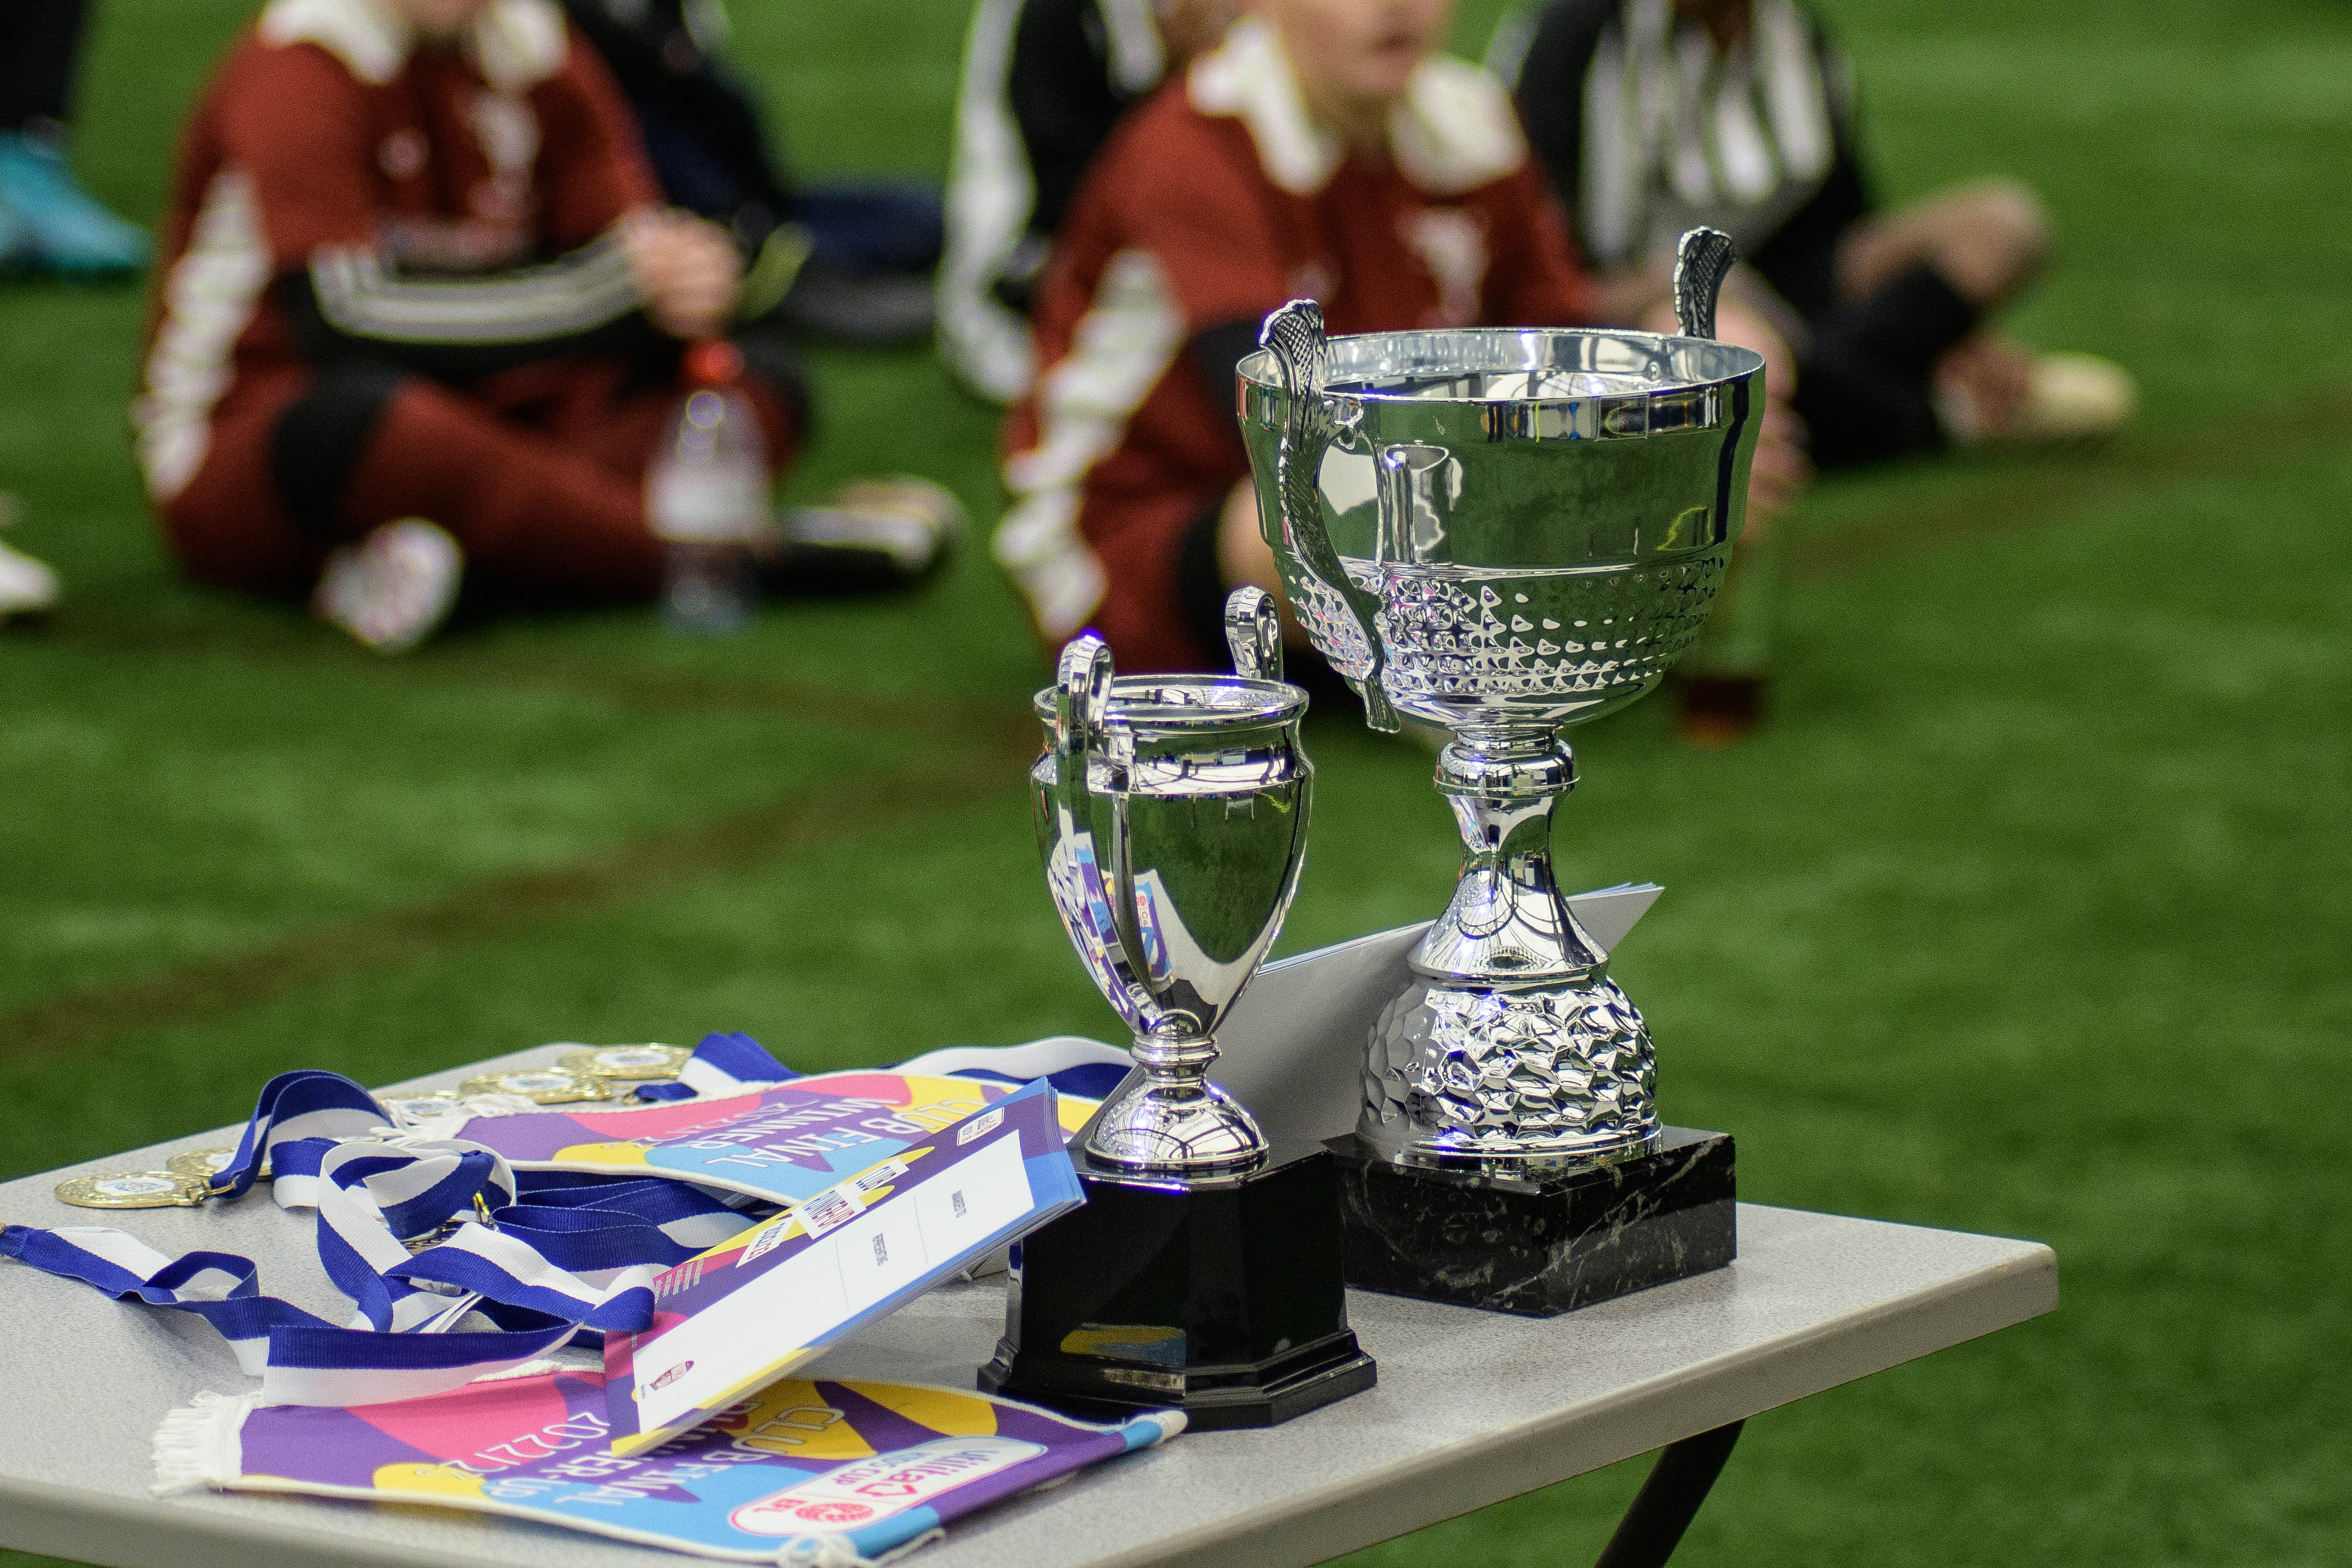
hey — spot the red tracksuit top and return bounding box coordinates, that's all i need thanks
[998,17,1597,672]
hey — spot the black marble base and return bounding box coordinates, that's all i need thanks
[1328,1127,1736,1317]
[977,1142,1375,1430]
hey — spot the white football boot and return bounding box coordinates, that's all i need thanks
[312,518,463,652]
[0,494,59,622]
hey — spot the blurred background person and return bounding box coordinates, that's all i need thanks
[1506,0,2132,466]
[938,0,1243,401]
[1500,0,2135,738]
[135,0,956,654]
[560,0,944,347]
[994,0,1807,675]
[0,0,151,277]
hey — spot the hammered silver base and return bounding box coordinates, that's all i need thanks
[1358,974,1659,1170]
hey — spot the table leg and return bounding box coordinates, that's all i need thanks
[1590,1419,1744,1568]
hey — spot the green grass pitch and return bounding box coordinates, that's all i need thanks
[3,0,2350,1562]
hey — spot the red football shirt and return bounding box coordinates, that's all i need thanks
[998,17,1596,671]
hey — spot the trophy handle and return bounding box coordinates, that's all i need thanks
[1223,585,1283,684]
[1673,226,1737,340]
[1258,300,1401,733]
[1051,634,1113,767]
[1051,635,1157,1022]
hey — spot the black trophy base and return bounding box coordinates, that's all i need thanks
[1329,1127,1736,1317]
[978,1142,1375,1430]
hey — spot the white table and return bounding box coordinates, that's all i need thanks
[0,932,2056,1568]
[0,1067,2054,1568]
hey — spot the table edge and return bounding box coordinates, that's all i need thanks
[0,1228,2055,1568]
[0,1473,530,1568]
[1088,1230,2058,1568]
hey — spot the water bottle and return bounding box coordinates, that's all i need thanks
[648,340,766,634]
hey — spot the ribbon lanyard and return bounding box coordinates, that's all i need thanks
[2,1058,781,1409]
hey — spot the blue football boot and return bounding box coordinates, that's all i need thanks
[0,132,150,279]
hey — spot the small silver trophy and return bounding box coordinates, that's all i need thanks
[1238,229,1757,1175]
[1030,587,1308,1172]
[989,588,1374,1423]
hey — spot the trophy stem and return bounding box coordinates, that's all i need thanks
[1084,1028,1268,1177]
[1365,721,1660,1168]
[1129,1028,1220,1077]
[1413,725,1606,985]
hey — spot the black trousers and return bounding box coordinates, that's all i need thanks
[0,0,89,132]
[1793,263,1979,469]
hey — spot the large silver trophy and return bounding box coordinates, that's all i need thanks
[1031,589,1308,1173]
[988,589,1374,1425]
[1237,230,1760,1175]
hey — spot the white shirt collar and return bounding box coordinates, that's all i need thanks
[1187,17,1526,198]
[258,0,567,91]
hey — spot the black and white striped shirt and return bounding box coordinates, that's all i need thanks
[1506,0,1870,323]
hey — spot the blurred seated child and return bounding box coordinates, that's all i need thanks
[995,0,1806,673]
[1507,0,2133,469]
[135,0,954,651]
[939,0,1242,399]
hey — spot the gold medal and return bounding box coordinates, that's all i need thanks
[55,1172,208,1210]
[557,1043,692,1082]
[165,1147,250,1184]
[378,1092,466,1127]
[456,1069,613,1106]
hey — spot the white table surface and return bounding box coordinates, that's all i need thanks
[0,1044,2056,1568]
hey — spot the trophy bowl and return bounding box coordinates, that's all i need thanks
[1235,324,1762,731]
[1233,232,1764,1170]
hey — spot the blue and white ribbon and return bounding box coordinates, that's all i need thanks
[3,1066,764,1408]
[617,1029,1126,1108]
[633,1030,801,1103]
[630,1031,1128,1106]
[899,1037,1133,1102]
[204,1069,397,1204]
[6,1032,1127,1409]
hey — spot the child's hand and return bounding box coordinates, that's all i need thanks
[622,209,743,339]
[1743,400,1811,535]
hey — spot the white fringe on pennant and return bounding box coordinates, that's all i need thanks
[776,1526,945,1568]
[467,1355,591,1384]
[150,1390,258,1496]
